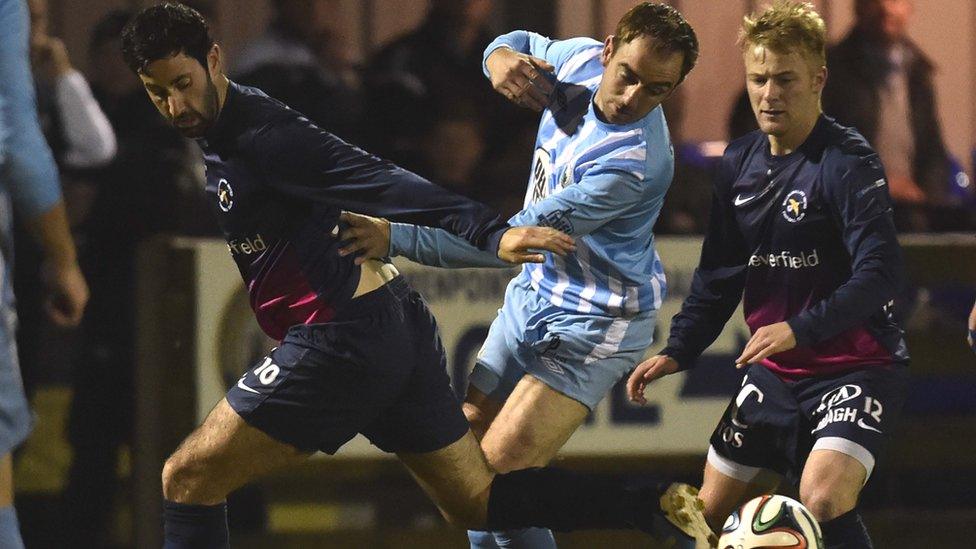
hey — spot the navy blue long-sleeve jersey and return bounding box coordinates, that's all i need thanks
[198,82,509,340]
[662,115,909,379]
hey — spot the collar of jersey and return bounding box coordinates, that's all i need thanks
[199,80,240,146]
[589,91,652,132]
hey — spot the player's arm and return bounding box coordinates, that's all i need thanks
[252,117,573,261]
[628,178,748,403]
[483,31,600,110]
[338,211,512,268]
[0,0,87,326]
[55,70,117,168]
[660,186,749,368]
[343,156,648,267]
[508,156,649,238]
[484,31,601,76]
[627,175,748,403]
[785,157,905,347]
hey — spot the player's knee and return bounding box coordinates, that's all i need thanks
[462,402,492,440]
[800,487,855,522]
[482,432,539,474]
[437,488,490,530]
[161,453,222,504]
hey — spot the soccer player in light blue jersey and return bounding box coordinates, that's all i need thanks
[340,4,709,548]
[0,0,89,546]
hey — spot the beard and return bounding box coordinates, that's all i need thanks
[172,73,219,138]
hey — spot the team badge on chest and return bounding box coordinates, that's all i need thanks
[781,190,807,223]
[217,178,234,212]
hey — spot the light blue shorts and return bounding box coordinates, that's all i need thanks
[470,278,655,410]
[0,303,31,456]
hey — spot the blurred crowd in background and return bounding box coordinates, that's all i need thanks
[11,0,976,547]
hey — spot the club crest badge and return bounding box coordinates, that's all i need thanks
[217,178,234,212]
[782,190,807,223]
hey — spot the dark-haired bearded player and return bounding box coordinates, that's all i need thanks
[628,3,908,548]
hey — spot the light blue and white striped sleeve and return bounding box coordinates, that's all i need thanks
[0,0,61,218]
[483,31,602,77]
[507,153,647,238]
[388,222,510,269]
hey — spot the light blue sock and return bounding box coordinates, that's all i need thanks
[0,506,25,549]
[468,529,501,548]
[494,528,557,548]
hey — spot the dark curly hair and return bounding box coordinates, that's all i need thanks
[120,2,214,74]
[614,2,700,83]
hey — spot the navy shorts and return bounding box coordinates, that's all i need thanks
[708,363,909,484]
[226,277,469,454]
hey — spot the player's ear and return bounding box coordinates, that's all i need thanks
[207,44,222,79]
[601,35,616,67]
[812,64,827,94]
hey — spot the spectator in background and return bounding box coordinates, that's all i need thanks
[365,0,532,217]
[233,0,361,140]
[727,89,757,142]
[27,0,116,170]
[13,0,115,402]
[364,0,498,157]
[823,0,955,231]
[59,10,210,547]
[656,91,713,234]
[0,0,89,546]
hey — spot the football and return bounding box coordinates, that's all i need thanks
[718,494,824,549]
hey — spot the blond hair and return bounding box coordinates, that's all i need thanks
[740,1,826,67]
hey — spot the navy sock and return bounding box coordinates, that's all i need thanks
[821,509,873,549]
[163,500,229,549]
[484,467,661,533]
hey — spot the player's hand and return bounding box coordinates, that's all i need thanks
[968,299,976,353]
[31,34,73,80]
[41,259,88,327]
[485,47,555,112]
[627,355,680,405]
[497,226,574,264]
[736,321,796,368]
[338,211,390,265]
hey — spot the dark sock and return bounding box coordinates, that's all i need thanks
[821,509,873,549]
[163,500,229,549]
[484,467,663,533]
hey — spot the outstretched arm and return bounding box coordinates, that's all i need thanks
[338,212,572,268]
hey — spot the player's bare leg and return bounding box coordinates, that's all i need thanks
[0,454,23,548]
[699,459,780,531]
[466,375,715,548]
[799,449,872,548]
[462,387,504,441]
[397,430,497,528]
[477,375,588,472]
[162,398,310,505]
[798,449,864,522]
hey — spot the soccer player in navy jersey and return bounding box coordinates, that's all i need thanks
[627,3,908,548]
[121,4,714,548]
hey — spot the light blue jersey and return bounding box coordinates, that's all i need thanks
[389,30,677,415]
[490,32,671,317]
[0,0,63,458]
[391,32,672,319]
